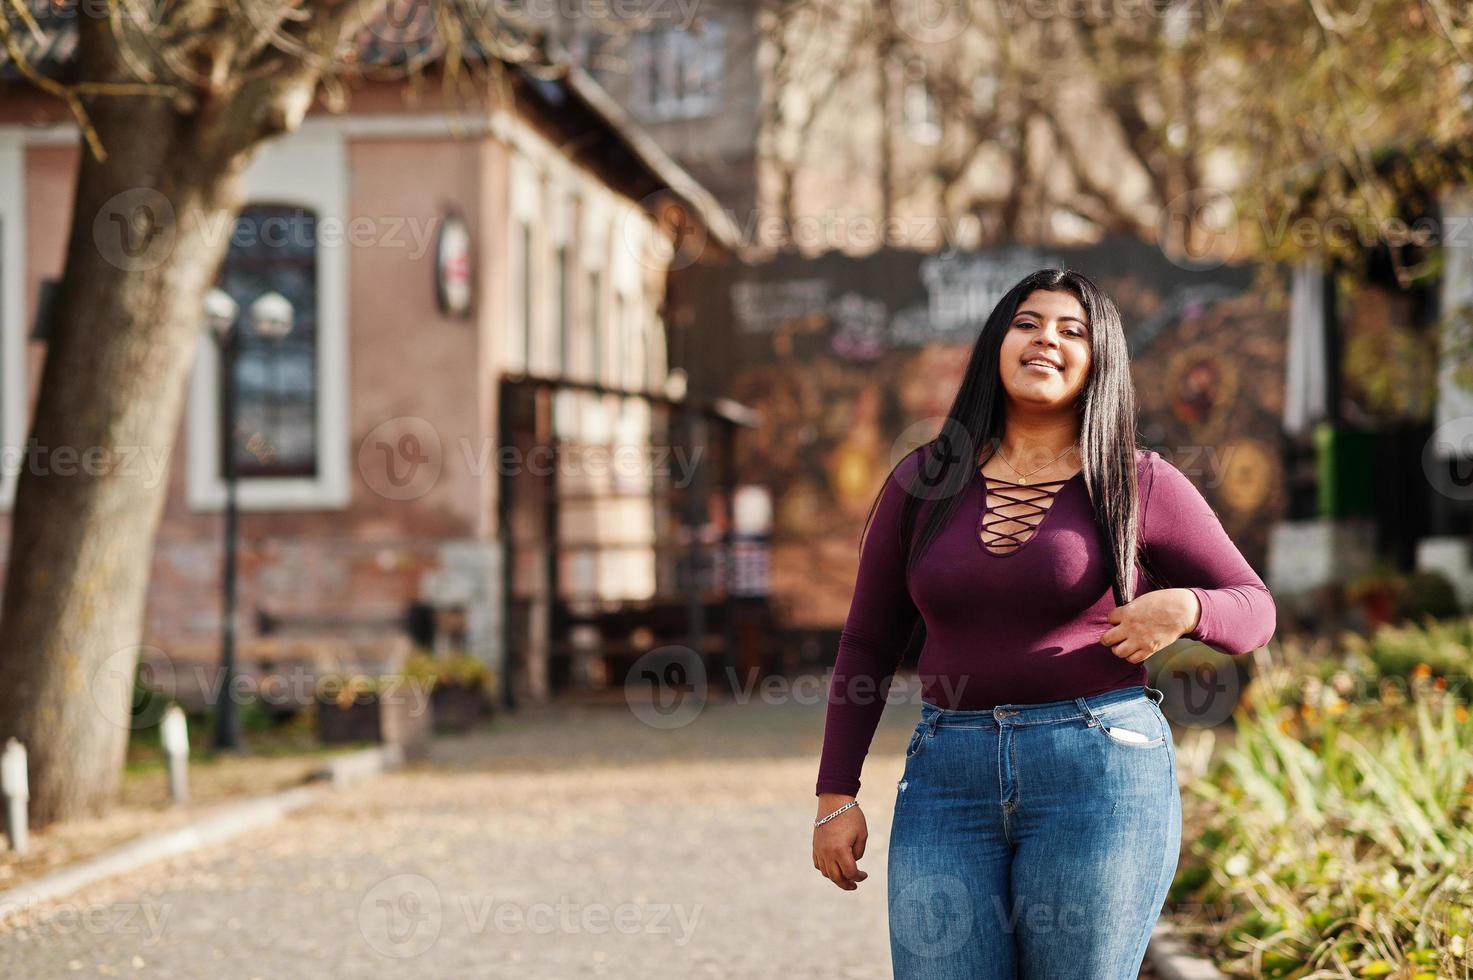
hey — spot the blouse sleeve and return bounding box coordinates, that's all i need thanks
[1139,452,1277,656]
[814,451,924,798]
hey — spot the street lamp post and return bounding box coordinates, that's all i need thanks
[203,288,296,752]
[204,288,243,753]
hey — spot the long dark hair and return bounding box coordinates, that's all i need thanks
[862,268,1164,608]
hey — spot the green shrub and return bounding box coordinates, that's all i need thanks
[1342,614,1473,684]
[1176,672,1473,978]
[401,650,490,690]
[1397,570,1462,622]
[1344,565,1463,631]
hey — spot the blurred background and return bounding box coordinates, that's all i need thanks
[0,0,1470,976]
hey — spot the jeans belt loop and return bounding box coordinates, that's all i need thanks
[1146,685,1164,705]
[1075,696,1101,728]
[925,710,941,736]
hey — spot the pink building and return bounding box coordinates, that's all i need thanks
[0,43,743,708]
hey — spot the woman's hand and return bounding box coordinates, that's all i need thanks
[1099,587,1200,663]
[813,794,868,891]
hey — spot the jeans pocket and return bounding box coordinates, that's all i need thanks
[905,724,928,759]
[1097,702,1166,748]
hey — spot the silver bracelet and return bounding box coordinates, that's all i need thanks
[814,800,860,827]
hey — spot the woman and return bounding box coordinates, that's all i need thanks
[810,269,1275,979]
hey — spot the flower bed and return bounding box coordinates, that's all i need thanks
[1172,651,1473,978]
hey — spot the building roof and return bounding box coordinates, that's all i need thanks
[520,59,742,254]
[0,0,741,255]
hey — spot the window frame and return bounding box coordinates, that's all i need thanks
[627,21,726,122]
[186,128,349,511]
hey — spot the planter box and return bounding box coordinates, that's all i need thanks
[430,684,488,733]
[316,693,433,760]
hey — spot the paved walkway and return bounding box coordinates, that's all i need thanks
[0,677,1160,977]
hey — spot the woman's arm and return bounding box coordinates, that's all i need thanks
[1139,451,1277,655]
[813,450,924,798]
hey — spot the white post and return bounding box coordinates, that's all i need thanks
[1435,184,1473,459]
[1,738,28,856]
[161,704,190,805]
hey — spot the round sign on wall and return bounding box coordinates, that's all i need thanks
[435,208,474,319]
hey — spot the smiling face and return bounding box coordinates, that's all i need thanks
[998,288,1092,411]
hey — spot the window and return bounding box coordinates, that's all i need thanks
[556,245,570,376]
[611,292,625,389]
[629,306,648,391]
[626,21,726,121]
[216,204,319,479]
[648,309,666,390]
[520,221,534,373]
[586,268,602,384]
[903,79,941,145]
[647,310,667,391]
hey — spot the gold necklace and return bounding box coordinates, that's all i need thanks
[993,442,1079,484]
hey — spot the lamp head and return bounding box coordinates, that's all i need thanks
[249,291,295,339]
[203,288,239,340]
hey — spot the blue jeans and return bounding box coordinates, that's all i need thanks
[888,684,1181,980]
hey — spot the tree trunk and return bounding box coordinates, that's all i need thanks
[876,34,895,229]
[0,87,248,828]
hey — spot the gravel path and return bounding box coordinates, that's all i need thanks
[0,677,1162,977]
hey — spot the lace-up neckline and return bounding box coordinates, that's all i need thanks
[977,469,1084,557]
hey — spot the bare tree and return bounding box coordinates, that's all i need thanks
[755,0,1472,258]
[0,0,535,828]
[757,0,871,232]
[754,0,1173,247]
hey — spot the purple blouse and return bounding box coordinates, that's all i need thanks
[814,447,1276,798]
